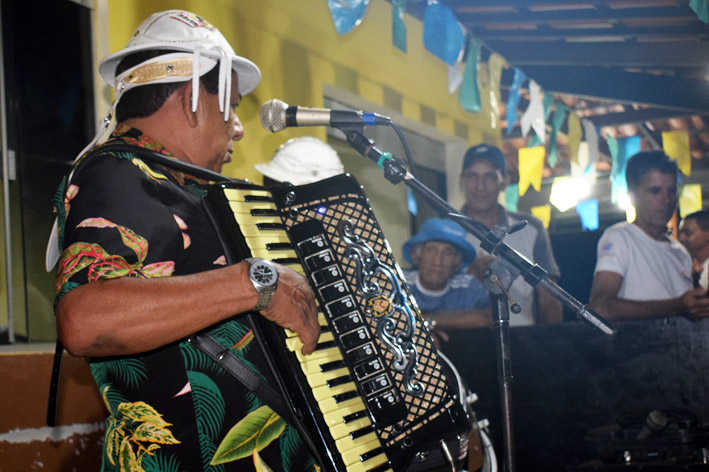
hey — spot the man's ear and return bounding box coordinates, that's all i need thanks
[498,172,509,193]
[179,81,199,128]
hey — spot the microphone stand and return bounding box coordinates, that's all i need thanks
[339,127,615,472]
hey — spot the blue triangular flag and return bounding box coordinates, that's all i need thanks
[505,68,526,135]
[576,199,599,231]
[423,2,465,66]
[328,0,370,35]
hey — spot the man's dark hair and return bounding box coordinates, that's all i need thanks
[115,50,221,123]
[625,150,679,191]
[684,210,709,231]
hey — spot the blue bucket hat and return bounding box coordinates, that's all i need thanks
[403,218,477,268]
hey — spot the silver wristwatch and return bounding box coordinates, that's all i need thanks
[245,258,279,311]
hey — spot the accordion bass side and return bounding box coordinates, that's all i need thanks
[206,173,472,472]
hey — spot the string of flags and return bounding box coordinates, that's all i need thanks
[326,0,702,230]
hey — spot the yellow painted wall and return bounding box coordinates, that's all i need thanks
[104,0,497,184]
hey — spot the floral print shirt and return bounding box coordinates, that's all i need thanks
[54,125,316,472]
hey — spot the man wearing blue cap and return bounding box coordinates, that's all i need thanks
[459,144,562,326]
[403,218,492,339]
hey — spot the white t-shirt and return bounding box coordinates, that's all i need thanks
[698,258,709,291]
[594,222,692,300]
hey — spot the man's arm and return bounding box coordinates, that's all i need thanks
[589,270,709,321]
[57,262,320,358]
[426,308,493,330]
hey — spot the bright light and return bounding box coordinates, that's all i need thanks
[616,193,632,210]
[615,194,636,222]
[550,177,592,212]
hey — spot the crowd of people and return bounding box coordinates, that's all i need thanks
[48,7,709,472]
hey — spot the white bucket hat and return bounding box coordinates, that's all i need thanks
[255,137,344,185]
[77,10,261,162]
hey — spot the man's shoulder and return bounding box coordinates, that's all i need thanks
[505,209,547,235]
[602,221,632,235]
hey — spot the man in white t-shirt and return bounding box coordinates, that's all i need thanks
[679,210,709,291]
[589,151,709,321]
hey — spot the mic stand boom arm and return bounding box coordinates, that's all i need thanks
[341,128,615,472]
[342,128,614,336]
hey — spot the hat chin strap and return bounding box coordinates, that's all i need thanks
[218,47,230,120]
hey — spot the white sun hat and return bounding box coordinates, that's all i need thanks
[100,10,261,105]
[255,137,345,185]
[77,10,261,162]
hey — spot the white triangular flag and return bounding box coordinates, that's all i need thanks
[520,80,545,143]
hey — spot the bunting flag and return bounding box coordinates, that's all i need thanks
[520,80,545,143]
[690,0,709,23]
[550,176,590,212]
[611,136,641,204]
[550,176,575,212]
[392,0,407,52]
[328,0,370,35]
[531,204,552,229]
[407,188,418,215]
[505,68,526,135]
[505,183,519,212]
[607,135,622,204]
[459,38,482,112]
[662,130,691,176]
[548,101,566,168]
[423,1,465,66]
[527,92,554,148]
[448,63,463,94]
[567,113,582,166]
[680,183,702,218]
[626,205,636,223]
[576,199,599,231]
[581,118,599,167]
[488,53,505,130]
[518,146,545,196]
[574,142,597,184]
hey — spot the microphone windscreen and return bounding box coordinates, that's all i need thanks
[260,99,289,133]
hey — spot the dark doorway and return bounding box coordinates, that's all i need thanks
[1,0,94,341]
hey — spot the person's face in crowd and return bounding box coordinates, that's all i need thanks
[192,72,244,173]
[460,159,506,213]
[679,218,709,257]
[413,240,463,291]
[630,169,678,232]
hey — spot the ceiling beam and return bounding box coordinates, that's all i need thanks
[583,107,696,127]
[453,7,694,22]
[485,40,709,67]
[472,24,709,40]
[502,66,709,114]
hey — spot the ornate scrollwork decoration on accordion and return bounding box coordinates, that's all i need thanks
[337,219,423,397]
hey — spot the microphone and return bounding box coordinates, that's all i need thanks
[636,409,668,440]
[260,99,391,133]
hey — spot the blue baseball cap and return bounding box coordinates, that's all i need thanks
[403,218,477,268]
[462,144,506,175]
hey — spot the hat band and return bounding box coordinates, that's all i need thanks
[114,53,217,91]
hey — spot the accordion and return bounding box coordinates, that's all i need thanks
[206,173,472,472]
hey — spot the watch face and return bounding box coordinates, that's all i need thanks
[251,261,277,286]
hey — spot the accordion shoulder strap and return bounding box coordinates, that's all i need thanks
[190,332,296,424]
